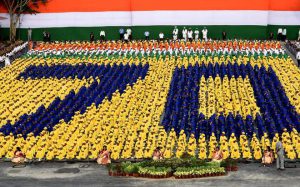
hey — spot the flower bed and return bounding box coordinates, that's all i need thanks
[173,167,226,179]
[107,158,228,179]
[138,167,172,178]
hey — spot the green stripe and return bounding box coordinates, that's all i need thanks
[1,25,299,41]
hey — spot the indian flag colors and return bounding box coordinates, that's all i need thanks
[0,0,299,40]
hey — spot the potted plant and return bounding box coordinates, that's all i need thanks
[219,167,226,175]
[123,165,132,176]
[115,163,123,176]
[231,160,238,171]
[138,167,149,178]
[224,159,232,172]
[132,165,139,177]
[107,163,114,176]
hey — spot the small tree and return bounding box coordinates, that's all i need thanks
[1,0,47,42]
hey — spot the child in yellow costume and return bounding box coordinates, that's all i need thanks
[176,146,185,158]
[210,133,218,145]
[230,142,240,160]
[208,133,217,159]
[187,134,196,156]
[198,134,206,145]
[0,144,6,158]
[239,132,247,147]
[25,143,36,160]
[6,138,17,159]
[220,142,229,160]
[220,132,227,144]
[250,133,259,150]
[198,146,207,160]
[144,147,154,158]
[229,133,237,148]
[253,145,262,160]
[282,128,291,140]
[176,130,186,158]
[271,133,279,152]
[57,144,68,160]
[163,146,173,159]
[135,143,145,159]
[261,132,271,151]
[46,147,55,160]
[286,143,296,160]
[291,128,299,146]
[296,139,300,159]
[15,134,25,150]
[89,144,99,159]
[0,132,4,144]
[242,142,252,159]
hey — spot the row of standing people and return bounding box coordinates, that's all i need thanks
[27,28,300,42]
[89,28,211,42]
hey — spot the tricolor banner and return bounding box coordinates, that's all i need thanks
[1,0,300,27]
[0,0,299,40]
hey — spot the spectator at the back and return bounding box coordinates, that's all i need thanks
[277,28,283,41]
[90,32,95,42]
[27,28,32,41]
[126,28,132,40]
[46,32,51,42]
[100,30,105,41]
[282,28,287,41]
[159,32,164,41]
[43,30,47,42]
[119,28,125,40]
[222,31,227,40]
[269,32,274,40]
[144,31,150,40]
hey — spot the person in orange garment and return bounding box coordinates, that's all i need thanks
[262,146,274,167]
[97,146,111,165]
[212,146,223,162]
[153,147,164,160]
[12,147,25,164]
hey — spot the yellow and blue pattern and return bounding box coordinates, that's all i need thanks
[0,43,299,161]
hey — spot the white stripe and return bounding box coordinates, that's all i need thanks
[0,12,132,28]
[132,10,269,26]
[268,11,300,25]
[0,11,299,28]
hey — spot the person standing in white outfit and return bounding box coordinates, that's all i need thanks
[182,27,187,41]
[187,28,193,42]
[27,28,32,41]
[126,28,132,40]
[277,28,283,41]
[282,28,287,41]
[194,28,199,41]
[159,32,164,41]
[202,27,208,41]
[124,32,129,42]
[173,26,179,40]
[100,30,106,41]
[298,29,300,41]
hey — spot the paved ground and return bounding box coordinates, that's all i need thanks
[0,161,299,187]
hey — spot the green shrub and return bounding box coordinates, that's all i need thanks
[121,162,131,173]
[139,157,206,170]
[174,166,226,176]
[205,161,221,168]
[138,166,172,176]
